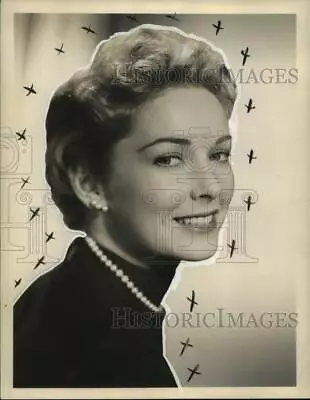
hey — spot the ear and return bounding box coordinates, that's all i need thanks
[68,165,106,209]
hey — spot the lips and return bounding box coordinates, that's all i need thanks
[174,211,219,230]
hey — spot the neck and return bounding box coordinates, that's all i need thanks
[86,217,180,272]
[88,228,149,269]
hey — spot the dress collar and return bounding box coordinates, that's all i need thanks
[67,236,180,306]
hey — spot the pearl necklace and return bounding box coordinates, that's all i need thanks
[85,236,164,313]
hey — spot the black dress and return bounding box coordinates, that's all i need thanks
[14,236,179,388]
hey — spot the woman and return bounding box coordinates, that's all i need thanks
[14,24,237,388]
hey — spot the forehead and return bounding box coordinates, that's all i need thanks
[129,86,229,146]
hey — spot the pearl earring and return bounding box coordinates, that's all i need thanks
[90,199,108,212]
[101,204,108,212]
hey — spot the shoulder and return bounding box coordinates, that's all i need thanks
[14,259,72,334]
[14,239,80,325]
[14,236,114,328]
[13,237,117,387]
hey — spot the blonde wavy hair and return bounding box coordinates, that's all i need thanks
[45,24,237,230]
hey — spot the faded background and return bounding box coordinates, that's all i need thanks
[2,7,308,392]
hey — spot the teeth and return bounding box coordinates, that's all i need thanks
[177,215,214,226]
[206,215,213,224]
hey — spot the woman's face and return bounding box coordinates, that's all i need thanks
[101,86,234,262]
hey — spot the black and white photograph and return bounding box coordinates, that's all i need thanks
[1,0,310,398]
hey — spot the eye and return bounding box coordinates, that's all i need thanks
[210,151,231,163]
[154,154,183,167]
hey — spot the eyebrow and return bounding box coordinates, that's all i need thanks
[137,134,232,152]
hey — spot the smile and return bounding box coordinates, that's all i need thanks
[174,212,218,230]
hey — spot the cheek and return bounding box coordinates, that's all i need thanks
[133,174,183,215]
[107,168,180,220]
[226,168,235,194]
[218,167,235,207]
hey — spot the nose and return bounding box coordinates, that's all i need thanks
[189,174,222,202]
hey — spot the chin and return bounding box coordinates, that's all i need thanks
[167,227,222,262]
[175,248,218,262]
